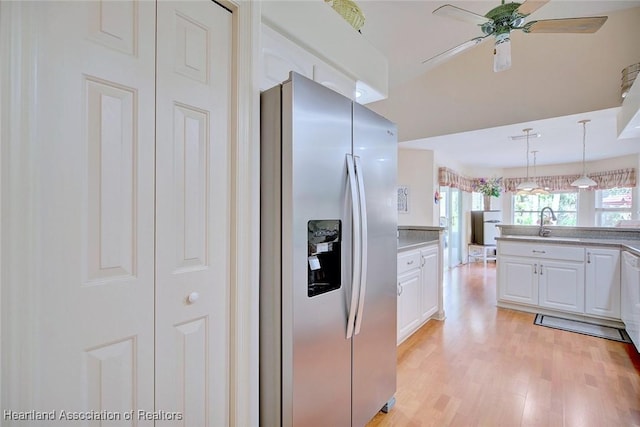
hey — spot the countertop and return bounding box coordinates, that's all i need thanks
[398,237,439,252]
[397,226,444,252]
[496,235,640,257]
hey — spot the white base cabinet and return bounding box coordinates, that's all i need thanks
[498,241,622,322]
[397,268,421,342]
[397,244,440,344]
[585,248,621,318]
[498,256,538,305]
[420,245,439,322]
[621,251,640,351]
[538,259,585,314]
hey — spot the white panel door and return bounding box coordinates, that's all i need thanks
[539,260,585,314]
[31,0,156,420]
[420,246,439,321]
[155,1,232,426]
[585,248,621,318]
[498,256,538,305]
[397,269,421,344]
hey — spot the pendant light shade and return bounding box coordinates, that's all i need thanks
[530,150,549,195]
[516,128,539,192]
[571,119,597,189]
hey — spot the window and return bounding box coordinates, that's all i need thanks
[512,192,578,226]
[595,187,633,227]
[472,192,483,211]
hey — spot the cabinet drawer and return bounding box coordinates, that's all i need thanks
[398,250,421,274]
[499,241,584,262]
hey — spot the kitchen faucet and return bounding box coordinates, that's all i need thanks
[539,207,557,237]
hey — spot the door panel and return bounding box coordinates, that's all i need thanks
[539,261,585,313]
[498,257,538,305]
[352,103,397,426]
[283,73,353,427]
[31,0,156,419]
[155,1,232,426]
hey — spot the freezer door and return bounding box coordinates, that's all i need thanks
[351,103,398,426]
[483,211,502,245]
[283,73,354,426]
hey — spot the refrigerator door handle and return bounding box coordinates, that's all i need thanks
[346,154,361,339]
[353,155,368,335]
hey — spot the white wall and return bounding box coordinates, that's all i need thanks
[401,150,640,259]
[397,149,435,226]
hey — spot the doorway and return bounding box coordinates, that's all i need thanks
[439,186,463,269]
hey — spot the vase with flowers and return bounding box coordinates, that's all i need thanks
[475,177,502,210]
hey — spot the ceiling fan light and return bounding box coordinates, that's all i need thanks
[571,175,597,189]
[493,33,511,72]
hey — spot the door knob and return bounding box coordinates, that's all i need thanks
[187,292,200,304]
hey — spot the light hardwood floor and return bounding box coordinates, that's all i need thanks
[368,262,640,427]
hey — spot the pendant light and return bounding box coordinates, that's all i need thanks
[516,128,539,193]
[571,119,597,189]
[530,150,549,195]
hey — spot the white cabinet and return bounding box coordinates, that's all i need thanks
[621,251,640,351]
[420,245,439,322]
[260,23,356,99]
[498,256,538,305]
[498,255,585,313]
[261,24,314,90]
[585,248,621,318]
[498,242,585,311]
[498,240,625,322]
[538,259,585,314]
[397,244,440,344]
[397,268,421,343]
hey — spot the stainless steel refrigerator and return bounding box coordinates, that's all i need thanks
[260,72,397,427]
[471,210,502,245]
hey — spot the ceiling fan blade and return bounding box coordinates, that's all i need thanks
[433,4,492,26]
[524,16,608,33]
[515,0,549,17]
[422,36,489,66]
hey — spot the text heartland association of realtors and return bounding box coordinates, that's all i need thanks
[3,409,183,421]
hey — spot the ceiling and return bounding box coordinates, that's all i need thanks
[399,106,640,168]
[353,0,640,168]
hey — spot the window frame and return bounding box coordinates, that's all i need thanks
[511,191,579,227]
[594,187,633,227]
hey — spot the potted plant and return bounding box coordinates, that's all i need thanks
[475,177,502,210]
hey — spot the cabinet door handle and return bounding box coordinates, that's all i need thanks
[534,263,537,274]
[397,283,403,296]
[421,257,426,267]
[587,252,591,264]
[532,250,546,254]
[539,264,543,275]
[407,260,414,265]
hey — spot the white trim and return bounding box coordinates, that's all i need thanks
[1,1,39,414]
[226,0,260,425]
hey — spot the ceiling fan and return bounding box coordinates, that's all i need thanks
[424,0,608,72]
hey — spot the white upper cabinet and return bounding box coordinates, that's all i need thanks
[260,23,357,100]
[261,1,388,103]
[260,24,314,91]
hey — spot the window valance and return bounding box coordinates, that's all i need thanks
[437,167,476,192]
[439,167,635,193]
[503,168,636,192]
